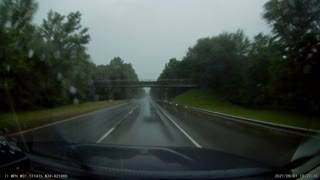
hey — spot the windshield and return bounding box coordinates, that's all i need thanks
[1,0,320,179]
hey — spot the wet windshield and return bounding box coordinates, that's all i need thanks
[0,0,320,179]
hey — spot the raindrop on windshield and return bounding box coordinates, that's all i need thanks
[303,65,312,74]
[69,86,77,94]
[6,64,10,72]
[0,136,6,146]
[5,21,10,28]
[28,49,34,58]
[70,49,77,60]
[9,149,15,154]
[307,53,313,59]
[73,98,79,105]
[306,29,312,34]
[312,48,317,53]
[4,128,9,133]
[57,73,62,80]
[54,50,61,59]
[40,52,46,61]
[88,80,94,86]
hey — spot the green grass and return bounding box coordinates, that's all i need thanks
[0,100,128,129]
[173,89,320,130]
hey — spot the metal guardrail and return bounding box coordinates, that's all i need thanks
[162,101,320,137]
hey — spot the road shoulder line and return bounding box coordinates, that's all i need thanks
[152,101,202,148]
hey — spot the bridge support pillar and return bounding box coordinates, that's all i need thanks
[108,87,113,100]
[164,88,168,100]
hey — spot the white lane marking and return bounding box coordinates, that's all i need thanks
[153,102,202,148]
[96,108,135,143]
[96,128,115,143]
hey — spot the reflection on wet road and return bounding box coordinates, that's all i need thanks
[101,97,193,147]
[12,95,309,168]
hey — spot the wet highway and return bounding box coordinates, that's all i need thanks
[100,98,195,147]
[10,95,308,168]
[23,97,194,148]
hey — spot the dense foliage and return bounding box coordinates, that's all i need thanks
[93,57,145,100]
[0,0,142,112]
[151,0,320,114]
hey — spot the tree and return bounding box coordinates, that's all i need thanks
[263,0,320,112]
[242,33,282,107]
[39,10,91,105]
[93,57,144,100]
[158,58,181,79]
[0,0,40,110]
[152,0,320,114]
[152,30,251,102]
[182,30,250,101]
[263,0,319,61]
[0,0,144,112]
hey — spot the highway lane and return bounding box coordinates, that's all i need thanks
[159,102,309,168]
[8,96,311,168]
[26,102,136,144]
[99,97,193,147]
[14,102,139,157]
[12,96,195,158]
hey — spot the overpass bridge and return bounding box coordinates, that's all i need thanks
[90,79,197,100]
[92,79,198,88]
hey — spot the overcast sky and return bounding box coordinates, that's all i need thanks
[34,0,271,80]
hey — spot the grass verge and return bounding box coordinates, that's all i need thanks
[0,100,128,130]
[173,89,320,130]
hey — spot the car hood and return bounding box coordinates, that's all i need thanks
[29,143,274,179]
[63,144,270,171]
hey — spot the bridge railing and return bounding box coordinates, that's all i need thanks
[92,79,197,87]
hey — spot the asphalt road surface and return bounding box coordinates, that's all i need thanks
[9,95,309,168]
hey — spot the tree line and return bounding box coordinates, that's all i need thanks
[93,57,145,100]
[0,0,142,112]
[151,0,320,114]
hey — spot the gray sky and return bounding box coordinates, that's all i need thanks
[34,0,270,80]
